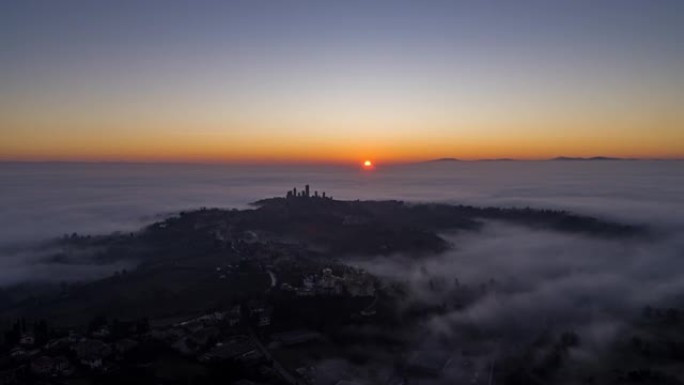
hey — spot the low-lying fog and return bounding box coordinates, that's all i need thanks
[1,160,683,382]
[354,223,684,346]
[0,160,682,292]
[317,217,684,384]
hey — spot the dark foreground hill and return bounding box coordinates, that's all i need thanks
[0,193,646,324]
[0,192,651,385]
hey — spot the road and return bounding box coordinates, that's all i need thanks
[248,326,303,385]
[267,270,277,288]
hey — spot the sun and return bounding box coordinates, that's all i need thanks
[363,160,373,168]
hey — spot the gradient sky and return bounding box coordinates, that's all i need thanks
[1,0,683,163]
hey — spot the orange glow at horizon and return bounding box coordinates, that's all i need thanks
[1,131,683,164]
[1,112,683,164]
[2,1,683,165]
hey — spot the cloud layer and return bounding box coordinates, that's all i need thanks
[0,161,682,292]
[0,161,682,383]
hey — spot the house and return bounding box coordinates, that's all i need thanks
[30,356,54,376]
[91,326,110,339]
[150,327,185,342]
[45,337,71,352]
[247,300,267,316]
[245,301,272,327]
[280,283,295,292]
[257,308,272,328]
[74,339,111,369]
[242,231,259,244]
[302,276,315,290]
[199,336,258,362]
[234,348,263,365]
[81,355,103,369]
[172,337,198,356]
[75,339,111,357]
[225,305,242,326]
[30,355,73,377]
[173,327,220,355]
[227,316,240,327]
[19,333,35,347]
[9,348,27,359]
[229,304,242,317]
[53,355,73,375]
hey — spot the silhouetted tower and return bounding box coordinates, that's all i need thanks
[305,185,310,197]
[293,187,297,197]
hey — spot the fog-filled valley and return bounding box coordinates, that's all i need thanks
[2,161,682,284]
[1,160,683,384]
[3,161,682,242]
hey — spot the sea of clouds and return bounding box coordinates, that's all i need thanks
[1,160,683,381]
[2,160,682,243]
[0,161,682,288]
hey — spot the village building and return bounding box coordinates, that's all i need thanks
[74,339,112,369]
[19,333,35,347]
[30,356,55,376]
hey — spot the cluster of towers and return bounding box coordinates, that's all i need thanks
[285,185,332,200]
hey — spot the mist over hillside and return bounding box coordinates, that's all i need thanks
[0,161,683,383]
[0,161,683,285]
[2,161,682,243]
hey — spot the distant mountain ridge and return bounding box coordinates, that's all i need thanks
[551,156,629,161]
[421,156,634,163]
[425,157,461,162]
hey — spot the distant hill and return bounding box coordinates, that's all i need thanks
[420,157,521,163]
[550,156,627,161]
[420,156,637,163]
[425,157,461,163]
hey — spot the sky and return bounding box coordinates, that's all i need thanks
[1,0,683,163]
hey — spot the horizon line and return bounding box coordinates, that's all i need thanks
[1,156,683,167]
